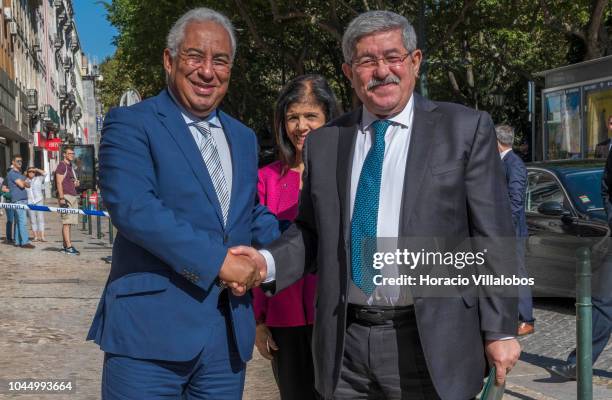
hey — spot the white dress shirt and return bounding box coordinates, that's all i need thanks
[168,88,233,192]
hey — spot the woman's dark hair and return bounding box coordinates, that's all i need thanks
[274,74,339,171]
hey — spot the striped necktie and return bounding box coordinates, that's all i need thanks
[192,120,230,226]
[351,119,391,296]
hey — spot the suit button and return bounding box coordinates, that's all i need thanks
[223,234,229,245]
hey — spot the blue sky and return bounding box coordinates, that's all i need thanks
[73,1,117,64]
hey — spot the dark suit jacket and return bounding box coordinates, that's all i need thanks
[595,138,611,159]
[87,89,279,363]
[266,94,517,400]
[502,151,528,237]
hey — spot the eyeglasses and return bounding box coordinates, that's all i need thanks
[180,51,232,72]
[15,160,22,164]
[351,52,412,70]
[66,152,75,155]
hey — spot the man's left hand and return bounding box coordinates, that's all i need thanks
[485,338,521,385]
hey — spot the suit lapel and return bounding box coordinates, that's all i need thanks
[399,95,441,236]
[155,90,225,227]
[336,109,361,258]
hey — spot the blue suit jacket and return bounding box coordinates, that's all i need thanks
[87,89,279,362]
[502,150,528,238]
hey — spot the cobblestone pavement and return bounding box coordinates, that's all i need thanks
[0,208,610,399]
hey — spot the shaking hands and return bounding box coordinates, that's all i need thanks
[218,246,267,296]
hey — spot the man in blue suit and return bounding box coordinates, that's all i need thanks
[496,124,535,336]
[87,8,279,399]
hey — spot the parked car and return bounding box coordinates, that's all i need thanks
[525,160,610,297]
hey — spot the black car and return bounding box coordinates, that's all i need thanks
[525,160,610,297]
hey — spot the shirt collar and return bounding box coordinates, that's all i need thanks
[167,87,221,128]
[500,148,512,159]
[361,94,414,132]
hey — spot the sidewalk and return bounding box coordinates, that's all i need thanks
[0,204,610,399]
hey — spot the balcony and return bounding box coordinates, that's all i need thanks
[69,33,78,51]
[72,106,82,122]
[59,85,67,100]
[32,38,41,53]
[53,34,63,50]
[63,56,72,72]
[40,104,60,130]
[57,10,67,27]
[26,89,38,112]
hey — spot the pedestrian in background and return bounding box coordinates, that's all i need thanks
[55,146,80,255]
[1,179,14,244]
[253,74,338,400]
[6,155,34,249]
[25,167,49,242]
[496,124,535,336]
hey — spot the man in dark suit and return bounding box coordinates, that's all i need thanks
[595,115,612,158]
[496,124,534,336]
[551,141,612,379]
[87,8,278,399]
[234,10,520,400]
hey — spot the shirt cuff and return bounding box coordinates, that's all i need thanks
[259,249,276,283]
[485,332,515,341]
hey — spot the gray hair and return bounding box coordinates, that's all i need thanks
[495,124,515,146]
[166,8,237,61]
[342,10,417,63]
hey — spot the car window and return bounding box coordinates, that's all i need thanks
[564,170,605,219]
[526,170,569,214]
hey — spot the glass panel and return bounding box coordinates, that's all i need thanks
[526,171,568,213]
[563,170,605,219]
[545,89,581,160]
[584,80,612,159]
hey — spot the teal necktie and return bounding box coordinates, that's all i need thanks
[351,119,391,296]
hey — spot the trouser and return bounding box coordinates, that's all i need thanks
[13,201,29,246]
[332,305,440,400]
[101,306,245,399]
[5,207,14,241]
[567,296,612,365]
[28,200,45,232]
[517,238,534,323]
[269,325,317,400]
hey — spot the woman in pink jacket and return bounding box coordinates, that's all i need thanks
[253,74,338,400]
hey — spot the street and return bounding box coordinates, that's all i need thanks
[0,209,610,399]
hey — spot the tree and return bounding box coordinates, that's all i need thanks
[98,0,612,145]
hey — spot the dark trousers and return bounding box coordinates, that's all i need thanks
[5,208,14,241]
[269,325,318,400]
[517,239,534,323]
[332,307,440,400]
[567,295,612,365]
[101,308,245,399]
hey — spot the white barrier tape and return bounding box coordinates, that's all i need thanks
[0,202,109,217]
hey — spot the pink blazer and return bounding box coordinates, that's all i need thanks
[252,161,317,327]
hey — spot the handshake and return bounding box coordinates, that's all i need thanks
[218,246,268,296]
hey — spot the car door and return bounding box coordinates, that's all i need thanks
[525,169,582,297]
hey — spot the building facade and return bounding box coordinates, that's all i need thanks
[0,0,99,179]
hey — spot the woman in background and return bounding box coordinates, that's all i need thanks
[253,74,339,400]
[25,167,49,242]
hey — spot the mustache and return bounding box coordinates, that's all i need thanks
[367,75,400,90]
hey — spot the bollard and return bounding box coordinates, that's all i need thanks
[82,193,88,230]
[96,212,102,239]
[87,190,93,236]
[576,247,592,400]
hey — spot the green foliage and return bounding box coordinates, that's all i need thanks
[98,0,612,145]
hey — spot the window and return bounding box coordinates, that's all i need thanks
[584,80,612,158]
[526,170,569,214]
[544,89,581,160]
